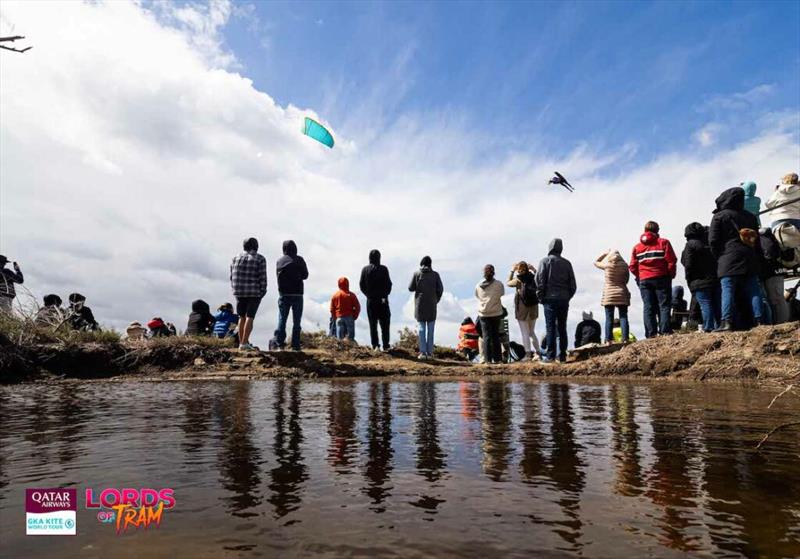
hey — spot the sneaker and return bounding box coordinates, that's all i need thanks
[417,353,426,361]
[540,356,555,364]
[239,343,254,351]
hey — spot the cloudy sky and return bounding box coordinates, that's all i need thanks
[1,0,798,346]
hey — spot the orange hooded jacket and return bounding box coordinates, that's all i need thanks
[330,277,361,319]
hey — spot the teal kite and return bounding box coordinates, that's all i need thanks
[303,117,334,148]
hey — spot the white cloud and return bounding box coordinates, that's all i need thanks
[1,1,798,349]
[694,123,722,147]
[699,83,776,112]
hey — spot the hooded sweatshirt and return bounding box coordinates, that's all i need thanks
[594,250,630,307]
[475,277,505,317]
[681,222,718,292]
[330,277,361,319]
[457,319,479,351]
[408,263,444,322]
[276,240,309,295]
[574,312,601,347]
[629,231,677,281]
[359,249,393,301]
[742,181,762,225]
[765,179,800,223]
[535,239,577,302]
[186,299,214,335]
[709,187,761,278]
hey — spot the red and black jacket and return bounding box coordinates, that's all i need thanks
[630,232,677,281]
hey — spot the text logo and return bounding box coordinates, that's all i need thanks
[26,488,77,536]
[85,488,176,534]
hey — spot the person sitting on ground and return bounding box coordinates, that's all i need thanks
[594,249,631,344]
[230,237,267,351]
[574,311,602,348]
[681,222,720,332]
[630,221,677,338]
[330,277,360,341]
[186,300,214,336]
[457,317,480,361]
[0,255,23,315]
[408,256,444,360]
[359,249,393,352]
[785,281,800,322]
[766,173,800,231]
[213,303,239,340]
[670,286,689,330]
[759,227,789,324]
[475,264,505,365]
[536,238,577,363]
[126,321,147,340]
[507,261,540,361]
[35,294,65,327]
[709,186,763,331]
[147,317,173,337]
[67,293,99,331]
[742,181,762,226]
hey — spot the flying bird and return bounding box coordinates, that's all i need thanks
[548,171,574,192]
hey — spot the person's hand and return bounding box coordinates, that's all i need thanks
[12,261,19,271]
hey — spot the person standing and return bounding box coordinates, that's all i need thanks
[359,249,393,351]
[507,261,540,360]
[475,264,505,364]
[593,249,631,343]
[629,221,677,338]
[681,223,720,332]
[759,227,789,324]
[709,187,763,331]
[0,255,23,315]
[536,239,577,363]
[408,256,443,360]
[330,277,361,341]
[275,240,309,351]
[741,181,762,226]
[230,237,267,351]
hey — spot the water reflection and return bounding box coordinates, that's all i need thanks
[481,381,512,481]
[411,382,446,514]
[268,380,307,521]
[362,382,393,512]
[608,385,643,497]
[328,383,358,470]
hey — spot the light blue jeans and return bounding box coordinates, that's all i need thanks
[418,320,435,355]
[336,316,356,341]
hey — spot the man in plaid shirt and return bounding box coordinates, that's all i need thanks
[230,237,267,350]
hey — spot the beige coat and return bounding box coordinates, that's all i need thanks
[507,272,539,320]
[475,278,505,317]
[594,250,631,307]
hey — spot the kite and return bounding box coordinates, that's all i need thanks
[548,171,574,192]
[303,117,334,149]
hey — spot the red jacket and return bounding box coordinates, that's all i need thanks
[629,232,677,281]
[330,277,361,319]
[457,323,479,351]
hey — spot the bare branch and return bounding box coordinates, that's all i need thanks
[755,422,800,451]
[0,35,25,42]
[768,384,795,409]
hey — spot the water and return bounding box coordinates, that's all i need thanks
[0,379,798,558]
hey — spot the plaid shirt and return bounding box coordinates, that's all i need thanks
[230,251,267,298]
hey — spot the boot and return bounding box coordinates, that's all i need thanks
[714,320,733,332]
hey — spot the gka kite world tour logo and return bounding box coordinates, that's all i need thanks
[26,488,77,536]
[85,488,176,534]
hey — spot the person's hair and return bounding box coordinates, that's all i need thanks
[219,302,233,312]
[516,261,528,272]
[0,255,7,265]
[644,221,660,233]
[783,173,799,185]
[243,237,258,251]
[420,255,432,267]
[43,294,62,307]
[484,264,495,280]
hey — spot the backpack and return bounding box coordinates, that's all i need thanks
[508,341,526,362]
[520,275,539,306]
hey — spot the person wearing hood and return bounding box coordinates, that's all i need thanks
[186,300,214,335]
[275,240,309,351]
[408,256,444,360]
[709,186,763,331]
[457,317,480,361]
[148,317,173,337]
[0,255,23,315]
[66,293,99,331]
[35,294,64,327]
[536,239,577,363]
[126,322,147,340]
[681,222,720,332]
[359,249,393,351]
[629,221,677,338]
[759,227,789,324]
[594,249,631,344]
[213,303,240,339]
[507,261,540,360]
[670,286,688,330]
[765,173,800,231]
[330,277,361,341]
[475,264,505,364]
[230,237,267,350]
[574,311,601,348]
[741,181,762,226]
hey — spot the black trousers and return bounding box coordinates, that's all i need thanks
[367,298,391,349]
[479,316,502,363]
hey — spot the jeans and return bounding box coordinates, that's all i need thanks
[336,316,356,341]
[418,320,435,356]
[638,277,672,338]
[764,275,789,324]
[720,275,761,326]
[604,305,628,342]
[694,286,721,332]
[275,295,303,349]
[479,316,502,363]
[543,299,569,361]
[367,298,391,349]
[517,318,541,355]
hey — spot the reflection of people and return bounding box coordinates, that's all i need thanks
[0,255,23,314]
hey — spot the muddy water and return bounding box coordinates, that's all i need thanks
[0,380,798,558]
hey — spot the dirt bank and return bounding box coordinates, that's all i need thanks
[1,324,798,384]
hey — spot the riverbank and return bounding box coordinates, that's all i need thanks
[1,323,798,384]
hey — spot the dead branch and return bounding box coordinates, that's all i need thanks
[768,384,795,409]
[755,421,800,451]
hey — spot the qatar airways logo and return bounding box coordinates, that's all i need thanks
[85,488,176,534]
[26,488,76,536]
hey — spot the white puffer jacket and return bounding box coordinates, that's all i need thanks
[765,182,800,222]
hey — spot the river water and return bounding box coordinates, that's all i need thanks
[0,379,798,558]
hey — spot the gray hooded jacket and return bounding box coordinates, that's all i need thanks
[536,239,577,302]
[408,265,443,322]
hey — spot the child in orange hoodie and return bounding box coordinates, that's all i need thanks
[330,277,361,341]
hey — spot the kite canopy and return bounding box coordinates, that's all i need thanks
[303,117,334,148]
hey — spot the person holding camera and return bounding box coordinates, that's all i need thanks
[0,255,23,315]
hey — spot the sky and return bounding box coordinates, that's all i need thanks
[1,0,798,347]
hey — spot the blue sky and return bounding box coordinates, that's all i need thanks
[224,0,800,166]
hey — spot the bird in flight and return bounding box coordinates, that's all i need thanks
[548,171,574,192]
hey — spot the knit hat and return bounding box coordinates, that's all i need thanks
[582,311,593,321]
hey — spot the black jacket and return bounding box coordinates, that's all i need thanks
[359,250,392,301]
[536,238,577,302]
[408,266,443,322]
[276,240,309,295]
[574,319,601,347]
[68,306,98,331]
[186,299,214,335]
[759,229,782,280]
[709,187,760,278]
[681,222,718,292]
